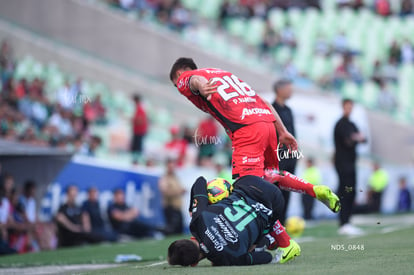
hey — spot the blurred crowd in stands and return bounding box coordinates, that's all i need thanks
[0,158,192,255]
[108,0,414,117]
[1,37,232,168]
[0,40,105,155]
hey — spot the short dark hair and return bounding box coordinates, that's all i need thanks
[133,94,141,103]
[169,57,198,82]
[65,185,77,194]
[23,180,36,194]
[273,78,292,93]
[342,98,354,106]
[113,188,124,195]
[168,239,199,266]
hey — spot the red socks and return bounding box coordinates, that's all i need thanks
[268,220,291,249]
[277,171,316,198]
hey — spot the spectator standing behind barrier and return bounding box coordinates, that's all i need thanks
[158,159,185,235]
[196,116,218,166]
[354,162,389,214]
[301,158,321,220]
[55,185,97,247]
[272,79,296,225]
[165,126,188,167]
[334,99,367,236]
[397,177,411,212]
[131,94,148,164]
[81,187,118,242]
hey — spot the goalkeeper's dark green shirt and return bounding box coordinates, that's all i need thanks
[188,176,274,266]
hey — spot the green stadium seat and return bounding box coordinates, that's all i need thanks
[244,17,266,46]
[348,28,365,51]
[211,34,230,57]
[293,52,311,76]
[268,8,286,29]
[309,55,329,81]
[389,0,401,14]
[180,0,200,11]
[274,47,292,66]
[361,81,379,109]
[342,82,360,101]
[80,80,93,98]
[227,43,245,62]
[32,61,45,79]
[287,8,304,29]
[226,18,246,38]
[338,8,358,33]
[197,0,223,19]
[14,61,31,80]
[194,26,215,48]
[321,0,336,11]
[319,10,338,39]
[46,70,65,92]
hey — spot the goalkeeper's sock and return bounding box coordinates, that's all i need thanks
[269,220,290,248]
[276,171,316,198]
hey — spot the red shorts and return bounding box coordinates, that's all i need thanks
[231,121,279,179]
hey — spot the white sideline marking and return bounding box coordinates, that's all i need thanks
[142,261,168,267]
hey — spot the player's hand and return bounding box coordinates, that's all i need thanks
[279,131,298,152]
[199,79,217,101]
[351,132,367,143]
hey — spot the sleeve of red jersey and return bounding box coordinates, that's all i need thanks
[176,71,199,97]
[176,71,209,114]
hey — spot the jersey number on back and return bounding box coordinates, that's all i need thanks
[224,199,257,232]
[211,75,256,101]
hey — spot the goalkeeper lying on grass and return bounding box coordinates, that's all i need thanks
[168,175,304,266]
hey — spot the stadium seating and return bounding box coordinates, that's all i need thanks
[9,54,175,164]
[104,0,413,124]
[178,2,413,124]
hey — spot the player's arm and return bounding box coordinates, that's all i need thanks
[228,251,273,266]
[189,76,217,100]
[261,97,298,151]
[56,213,82,233]
[188,176,209,219]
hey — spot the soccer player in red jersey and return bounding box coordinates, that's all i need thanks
[169,58,340,261]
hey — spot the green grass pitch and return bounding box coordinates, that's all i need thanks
[0,216,413,275]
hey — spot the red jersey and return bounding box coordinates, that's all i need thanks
[176,68,275,134]
[133,103,148,135]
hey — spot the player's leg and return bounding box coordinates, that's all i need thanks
[235,175,300,263]
[234,175,284,220]
[263,122,340,213]
[336,165,356,225]
[265,169,341,213]
[231,123,267,180]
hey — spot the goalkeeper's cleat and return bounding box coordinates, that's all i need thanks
[314,185,341,213]
[273,239,301,264]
